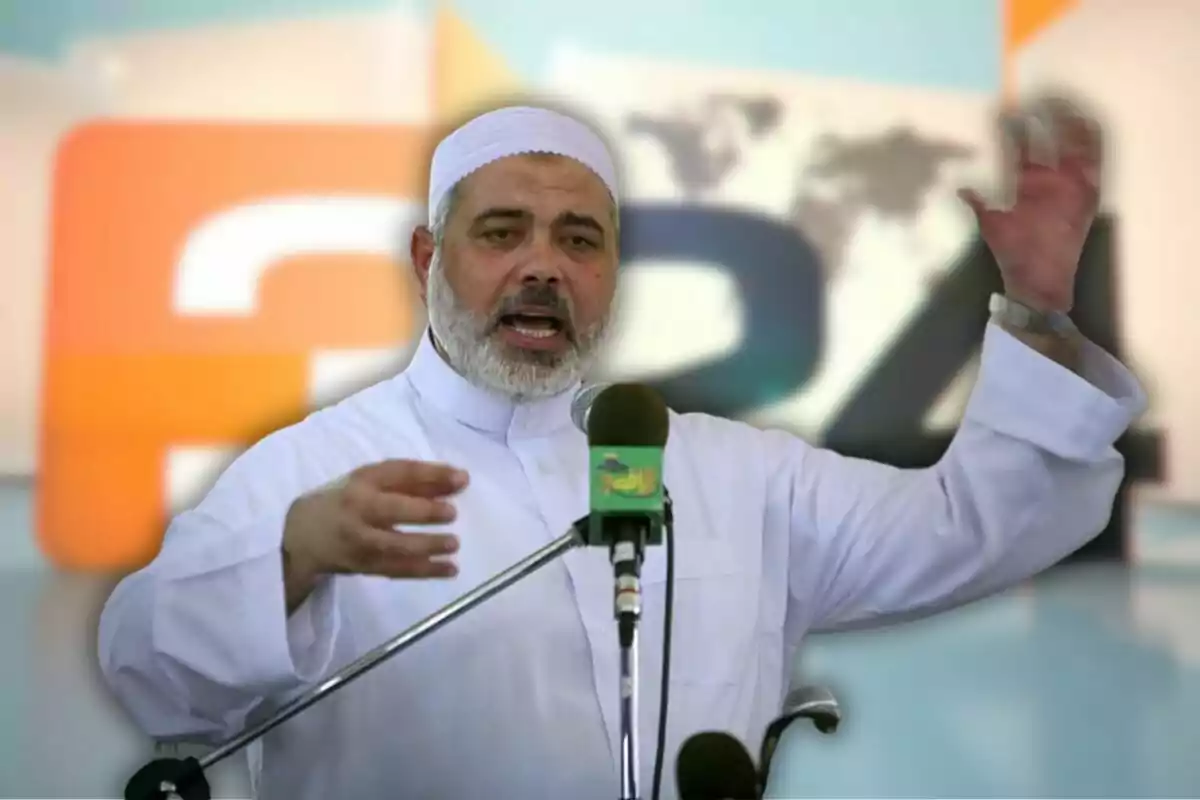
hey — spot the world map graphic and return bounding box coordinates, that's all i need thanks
[626,94,975,279]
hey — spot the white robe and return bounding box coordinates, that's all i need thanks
[98,323,1145,800]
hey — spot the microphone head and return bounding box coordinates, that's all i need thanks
[586,383,669,447]
[125,756,211,799]
[779,684,841,734]
[570,382,611,434]
[676,731,760,800]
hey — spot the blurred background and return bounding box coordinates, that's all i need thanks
[2,0,1199,796]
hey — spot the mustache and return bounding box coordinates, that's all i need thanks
[490,283,576,335]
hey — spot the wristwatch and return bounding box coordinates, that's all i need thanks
[988,293,1078,338]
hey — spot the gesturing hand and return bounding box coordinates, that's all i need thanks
[283,459,468,589]
[958,93,1103,313]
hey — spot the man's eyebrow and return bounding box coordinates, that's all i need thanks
[471,207,528,225]
[556,212,605,235]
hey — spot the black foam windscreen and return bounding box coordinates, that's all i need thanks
[125,757,211,800]
[675,730,760,800]
[586,383,669,447]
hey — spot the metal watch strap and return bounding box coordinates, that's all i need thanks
[988,293,1077,337]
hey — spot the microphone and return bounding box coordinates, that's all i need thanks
[758,685,841,791]
[675,731,761,800]
[570,382,611,435]
[580,383,671,800]
[124,755,210,799]
[583,383,669,550]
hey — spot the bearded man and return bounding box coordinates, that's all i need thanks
[99,103,1146,800]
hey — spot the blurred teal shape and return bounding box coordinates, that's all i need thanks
[2,0,998,91]
[0,0,420,58]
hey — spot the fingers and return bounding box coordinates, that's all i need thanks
[329,459,470,580]
[353,487,458,528]
[344,461,462,527]
[986,92,1103,225]
[998,98,1062,165]
[1056,114,1102,198]
[1033,94,1102,198]
[354,459,469,498]
[339,524,461,579]
[1055,111,1101,167]
[956,186,1010,227]
[1001,92,1103,187]
[375,527,460,559]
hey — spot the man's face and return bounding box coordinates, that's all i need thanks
[413,153,619,399]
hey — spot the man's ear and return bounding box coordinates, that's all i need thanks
[410,225,436,301]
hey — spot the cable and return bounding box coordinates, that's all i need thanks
[649,490,675,800]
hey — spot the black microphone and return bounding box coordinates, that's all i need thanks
[576,382,677,800]
[124,756,211,799]
[582,383,669,551]
[758,685,841,791]
[675,731,761,800]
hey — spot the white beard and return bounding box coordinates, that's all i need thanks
[425,252,612,401]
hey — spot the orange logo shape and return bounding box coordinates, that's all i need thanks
[40,123,429,570]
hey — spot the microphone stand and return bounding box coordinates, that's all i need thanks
[611,526,645,800]
[125,518,590,800]
[604,495,672,800]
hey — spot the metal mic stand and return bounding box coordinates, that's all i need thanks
[124,518,590,800]
[600,497,670,800]
[611,526,645,800]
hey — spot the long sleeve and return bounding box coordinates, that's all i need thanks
[97,426,342,745]
[775,322,1147,635]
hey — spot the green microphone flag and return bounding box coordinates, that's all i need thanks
[585,384,669,547]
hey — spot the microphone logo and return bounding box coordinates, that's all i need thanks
[595,452,661,500]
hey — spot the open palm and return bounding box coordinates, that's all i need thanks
[959,96,1102,314]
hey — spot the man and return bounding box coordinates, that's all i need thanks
[99,102,1146,800]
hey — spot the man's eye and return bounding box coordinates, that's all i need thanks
[567,235,598,249]
[482,229,515,243]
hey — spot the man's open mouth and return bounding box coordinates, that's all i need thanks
[498,310,567,340]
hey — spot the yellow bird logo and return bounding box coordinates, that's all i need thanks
[598,454,659,498]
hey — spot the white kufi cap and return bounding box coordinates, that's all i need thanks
[427,105,619,226]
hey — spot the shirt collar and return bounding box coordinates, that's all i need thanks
[402,328,579,440]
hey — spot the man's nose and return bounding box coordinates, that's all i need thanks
[519,268,560,285]
[516,239,565,284]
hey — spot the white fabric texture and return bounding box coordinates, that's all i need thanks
[98,324,1146,800]
[427,105,619,225]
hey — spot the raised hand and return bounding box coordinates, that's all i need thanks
[959,93,1103,313]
